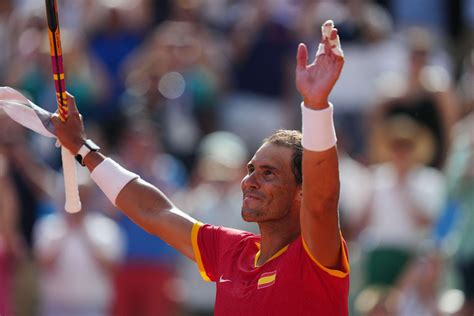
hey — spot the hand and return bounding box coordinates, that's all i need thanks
[296,20,344,110]
[51,93,86,155]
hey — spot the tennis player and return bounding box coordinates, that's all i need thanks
[53,20,349,315]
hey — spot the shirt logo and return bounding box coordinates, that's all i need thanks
[257,271,277,289]
[219,275,232,283]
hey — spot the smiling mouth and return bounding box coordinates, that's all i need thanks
[244,196,259,203]
[243,193,262,202]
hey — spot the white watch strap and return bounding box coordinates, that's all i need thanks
[76,143,91,160]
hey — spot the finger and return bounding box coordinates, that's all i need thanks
[324,29,335,56]
[296,43,308,71]
[324,36,331,55]
[328,29,344,57]
[319,20,344,58]
[66,92,79,115]
[51,113,62,125]
[318,20,334,56]
[316,43,325,57]
[321,20,334,41]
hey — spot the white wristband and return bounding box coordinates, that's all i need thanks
[91,158,139,206]
[301,102,337,151]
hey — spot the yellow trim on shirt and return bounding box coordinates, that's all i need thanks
[302,235,350,278]
[254,243,289,267]
[191,222,211,282]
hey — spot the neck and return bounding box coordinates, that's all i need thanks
[256,216,300,266]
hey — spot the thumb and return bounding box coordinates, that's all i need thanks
[66,92,79,115]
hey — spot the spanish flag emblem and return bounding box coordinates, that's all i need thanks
[257,271,277,289]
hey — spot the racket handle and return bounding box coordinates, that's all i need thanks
[61,146,81,213]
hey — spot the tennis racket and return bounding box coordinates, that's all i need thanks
[45,0,81,213]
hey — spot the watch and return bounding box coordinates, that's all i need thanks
[75,139,100,166]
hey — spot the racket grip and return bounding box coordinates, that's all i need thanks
[61,146,81,213]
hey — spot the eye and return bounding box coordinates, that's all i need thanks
[247,165,255,174]
[263,169,275,179]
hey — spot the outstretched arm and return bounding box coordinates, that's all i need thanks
[296,21,345,269]
[52,97,197,260]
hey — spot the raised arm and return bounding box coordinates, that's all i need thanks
[52,97,197,260]
[295,21,345,269]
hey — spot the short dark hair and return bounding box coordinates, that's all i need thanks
[264,129,303,184]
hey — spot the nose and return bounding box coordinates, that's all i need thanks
[241,172,259,191]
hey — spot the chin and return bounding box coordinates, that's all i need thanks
[241,208,259,223]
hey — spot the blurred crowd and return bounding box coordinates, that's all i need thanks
[0,0,473,315]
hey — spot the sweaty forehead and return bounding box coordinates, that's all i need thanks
[249,143,293,170]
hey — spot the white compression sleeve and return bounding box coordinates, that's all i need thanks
[90,158,140,205]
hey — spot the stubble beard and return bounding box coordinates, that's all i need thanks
[241,204,267,223]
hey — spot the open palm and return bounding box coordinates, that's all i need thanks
[296,24,344,110]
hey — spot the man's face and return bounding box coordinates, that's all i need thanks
[240,143,300,223]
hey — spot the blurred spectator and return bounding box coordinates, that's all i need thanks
[0,147,25,316]
[198,0,233,30]
[447,50,474,316]
[338,149,373,241]
[5,7,52,109]
[219,0,298,152]
[386,0,448,35]
[393,250,444,316]
[0,0,13,82]
[369,27,457,169]
[355,249,445,316]
[464,0,474,39]
[60,29,111,121]
[353,114,446,287]
[34,178,124,316]
[354,285,395,316]
[5,7,111,125]
[173,131,257,315]
[121,19,224,165]
[148,0,172,26]
[87,1,149,119]
[0,109,58,316]
[111,118,186,316]
[228,0,296,99]
[57,0,102,32]
[0,110,56,248]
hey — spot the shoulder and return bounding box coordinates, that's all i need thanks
[192,223,258,282]
[291,236,350,280]
[193,223,259,259]
[195,223,257,245]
